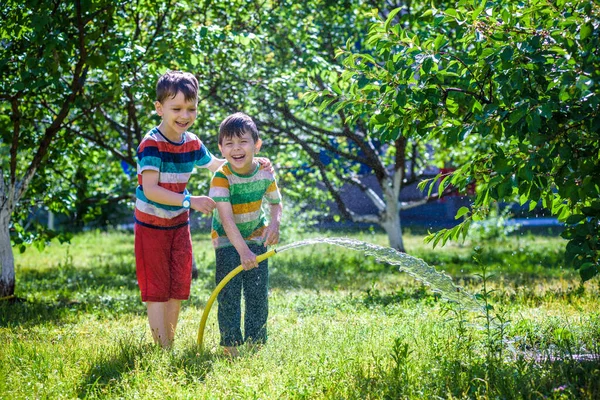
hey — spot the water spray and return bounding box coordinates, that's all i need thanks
[197,237,484,349]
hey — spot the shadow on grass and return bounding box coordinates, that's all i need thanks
[190,248,399,294]
[0,294,146,328]
[1,259,144,328]
[169,345,218,384]
[268,241,568,291]
[417,245,566,277]
[360,285,441,307]
[5,238,576,329]
[78,335,152,398]
[77,337,217,398]
[20,256,139,294]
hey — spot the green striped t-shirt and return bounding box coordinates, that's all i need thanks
[209,162,281,249]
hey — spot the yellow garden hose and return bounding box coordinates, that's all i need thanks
[197,248,277,348]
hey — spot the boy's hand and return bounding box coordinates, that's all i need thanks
[240,248,258,270]
[191,196,216,214]
[256,157,274,174]
[262,223,280,246]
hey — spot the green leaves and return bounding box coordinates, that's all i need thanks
[330,0,600,280]
[445,97,459,114]
[434,35,447,51]
[579,23,593,40]
[384,7,402,32]
[455,206,470,220]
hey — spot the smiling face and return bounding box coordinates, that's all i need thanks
[218,131,262,175]
[155,91,198,142]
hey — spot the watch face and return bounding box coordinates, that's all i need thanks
[183,200,190,208]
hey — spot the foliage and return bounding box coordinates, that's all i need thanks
[328,0,600,280]
[4,1,465,258]
[3,0,453,255]
[182,0,450,251]
[1,0,218,241]
[0,0,117,224]
[1,230,599,398]
[0,0,128,296]
[466,204,520,244]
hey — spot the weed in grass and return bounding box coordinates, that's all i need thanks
[472,249,511,379]
[389,338,412,393]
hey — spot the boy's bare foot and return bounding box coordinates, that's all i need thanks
[223,346,239,358]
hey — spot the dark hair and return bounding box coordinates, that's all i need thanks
[156,71,198,103]
[218,112,259,144]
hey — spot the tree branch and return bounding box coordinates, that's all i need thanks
[83,194,135,204]
[439,51,488,98]
[351,213,383,224]
[393,136,406,199]
[299,135,372,166]
[16,0,89,202]
[0,167,6,210]
[66,124,136,167]
[301,71,390,181]
[98,106,133,137]
[9,98,20,187]
[344,175,386,212]
[277,104,346,137]
[263,120,360,221]
[443,87,491,104]
[400,185,458,210]
[278,98,389,181]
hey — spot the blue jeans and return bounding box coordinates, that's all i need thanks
[215,244,269,346]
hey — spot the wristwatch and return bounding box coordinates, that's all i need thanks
[182,194,191,209]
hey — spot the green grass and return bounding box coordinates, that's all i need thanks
[1,230,599,399]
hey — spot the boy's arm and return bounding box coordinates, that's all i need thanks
[206,157,273,174]
[207,158,226,173]
[215,201,258,270]
[142,170,215,214]
[262,203,283,246]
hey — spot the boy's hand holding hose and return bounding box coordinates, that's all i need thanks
[239,247,258,270]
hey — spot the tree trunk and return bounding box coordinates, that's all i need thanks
[0,208,15,298]
[381,211,405,253]
[380,175,405,253]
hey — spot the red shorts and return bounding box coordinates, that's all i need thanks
[134,223,192,302]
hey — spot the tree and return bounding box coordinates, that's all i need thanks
[1,1,237,295]
[329,0,600,280]
[0,0,119,297]
[72,0,444,252]
[186,0,449,252]
[51,0,455,254]
[71,1,271,278]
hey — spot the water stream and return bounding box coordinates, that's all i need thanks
[277,237,484,313]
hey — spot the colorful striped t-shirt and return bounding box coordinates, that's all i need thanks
[209,162,282,249]
[135,127,216,229]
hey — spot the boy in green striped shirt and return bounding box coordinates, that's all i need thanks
[209,112,282,357]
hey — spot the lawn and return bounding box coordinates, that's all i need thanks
[1,229,599,399]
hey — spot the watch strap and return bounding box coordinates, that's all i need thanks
[182,194,191,209]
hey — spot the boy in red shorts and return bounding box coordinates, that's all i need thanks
[135,71,271,348]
